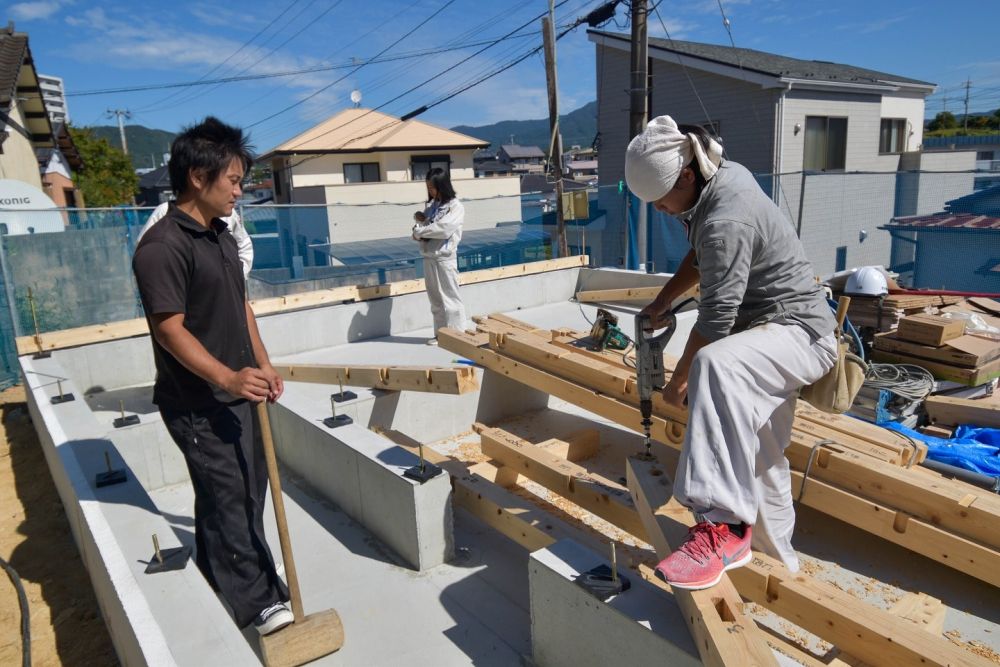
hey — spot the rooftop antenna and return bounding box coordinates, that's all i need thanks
[350,89,362,108]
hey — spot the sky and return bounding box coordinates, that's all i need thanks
[9,0,1000,155]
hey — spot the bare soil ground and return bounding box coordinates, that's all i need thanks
[0,385,117,666]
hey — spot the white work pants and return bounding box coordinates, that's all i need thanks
[673,323,837,571]
[423,257,467,334]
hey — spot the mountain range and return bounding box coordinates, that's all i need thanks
[451,101,597,152]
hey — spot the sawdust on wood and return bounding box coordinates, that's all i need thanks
[946,630,1000,664]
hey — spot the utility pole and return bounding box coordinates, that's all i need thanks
[629,0,649,271]
[106,108,132,154]
[543,1,568,258]
[963,78,971,132]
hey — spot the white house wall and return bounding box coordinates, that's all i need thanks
[881,93,926,152]
[290,150,477,188]
[320,177,522,244]
[0,103,44,189]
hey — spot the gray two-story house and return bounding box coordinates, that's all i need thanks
[588,30,970,275]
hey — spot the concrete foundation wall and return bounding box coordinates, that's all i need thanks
[529,539,700,667]
[20,355,258,666]
[267,399,453,570]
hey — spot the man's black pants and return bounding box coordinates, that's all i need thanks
[161,400,288,627]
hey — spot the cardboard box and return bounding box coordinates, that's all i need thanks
[870,349,1000,386]
[895,314,966,346]
[924,395,1000,429]
[873,333,1000,369]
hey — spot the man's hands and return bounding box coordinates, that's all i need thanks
[224,365,283,403]
[661,372,688,410]
[638,299,674,331]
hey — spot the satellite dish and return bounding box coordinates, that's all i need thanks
[350,89,362,107]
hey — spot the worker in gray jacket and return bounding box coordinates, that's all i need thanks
[412,168,468,344]
[628,115,838,590]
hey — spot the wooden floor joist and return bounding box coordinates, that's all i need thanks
[437,327,1000,585]
[626,456,780,667]
[274,363,478,394]
[623,457,990,667]
[468,321,999,549]
[574,284,700,304]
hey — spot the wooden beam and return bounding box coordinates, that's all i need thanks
[924,395,1000,429]
[438,328,1000,584]
[274,363,478,394]
[891,593,947,636]
[478,425,649,542]
[574,284,699,303]
[459,325,1000,553]
[626,456,989,667]
[536,427,600,461]
[15,256,588,355]
[626,456,779,667]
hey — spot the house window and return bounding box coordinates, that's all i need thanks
[977,151,995,161]
[411,155,451,181]
[879,118,907,154]
[803,116,847,171]
[344,162,380,183]
[835,246,847,272]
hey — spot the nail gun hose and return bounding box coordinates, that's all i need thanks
[0,555,30,666]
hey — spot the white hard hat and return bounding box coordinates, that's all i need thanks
[845,266,888,297]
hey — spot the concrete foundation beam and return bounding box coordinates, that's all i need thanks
[528,538,700,667]
[267,401,453,570]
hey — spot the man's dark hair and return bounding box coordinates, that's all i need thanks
[425,167,456,204]
[168,117,254,196]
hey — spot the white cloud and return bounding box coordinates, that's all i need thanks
[837,16,906,35]
[9,1,65,21]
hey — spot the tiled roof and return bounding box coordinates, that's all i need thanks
[590,30,934,88]
[265,108,488,156]
[944,185,1000,217]
[0,29,28,108]
[501,144,546,159]
[887,213,1000,231]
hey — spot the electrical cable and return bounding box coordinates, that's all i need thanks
[0,554,30,667]
[246,0,458,129]
[863,363,935,401]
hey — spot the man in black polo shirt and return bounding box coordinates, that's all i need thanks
[132,117,293,636]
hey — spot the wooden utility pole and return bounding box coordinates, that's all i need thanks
[629,0,649,271]
[963,78,971,132]
[543,2,568,258]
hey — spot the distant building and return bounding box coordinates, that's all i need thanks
[498,144,546,175]
[38,122,84,208]
[883,186,1000,290]
[37,73,68,125]
[588,29,957,273]
[260,108,520,269]
[564,159,598,182]
[136,165,172,206]
[474,159,513,178]
[922,135,1000,192]
[0,23,57,192]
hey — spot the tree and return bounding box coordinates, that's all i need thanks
[927,111,958,132]
[68,125,139,206]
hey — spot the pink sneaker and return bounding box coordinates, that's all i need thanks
[654,522,752,590]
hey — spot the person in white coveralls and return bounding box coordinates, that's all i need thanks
[412,167,468,345]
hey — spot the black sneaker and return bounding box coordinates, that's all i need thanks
[254,602,294,636]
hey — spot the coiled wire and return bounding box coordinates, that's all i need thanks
[863,363,935,401]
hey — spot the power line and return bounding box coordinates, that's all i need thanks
[246,0,458,129]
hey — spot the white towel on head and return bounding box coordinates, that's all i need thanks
[625,115,723,202]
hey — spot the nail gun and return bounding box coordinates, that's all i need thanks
[634,312,676,459]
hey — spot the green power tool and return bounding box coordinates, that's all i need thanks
[589,309,631,351]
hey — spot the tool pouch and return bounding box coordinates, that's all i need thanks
[799,338,867,414]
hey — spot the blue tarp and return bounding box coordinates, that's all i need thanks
[882,421,1000,479]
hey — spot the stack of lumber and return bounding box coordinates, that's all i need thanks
[845,293,963,331]
[872,313,1000,386]
[440,313,1000,592]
